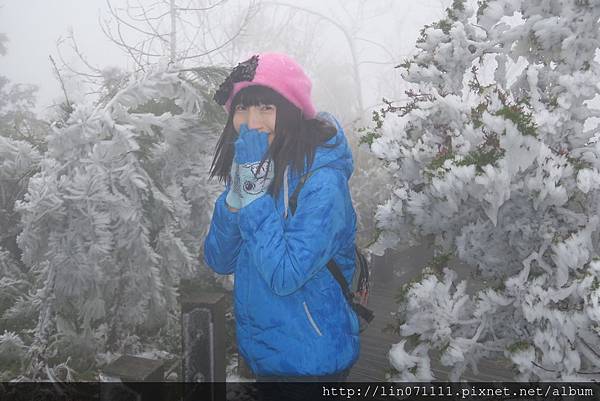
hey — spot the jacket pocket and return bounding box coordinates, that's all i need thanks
[303,301,323,336]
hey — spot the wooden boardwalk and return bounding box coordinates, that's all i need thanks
[347,245,514,382]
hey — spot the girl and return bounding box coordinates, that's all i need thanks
[204,52,359,382]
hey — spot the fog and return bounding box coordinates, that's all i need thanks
[0,0,451,118]
[5,0,600,385]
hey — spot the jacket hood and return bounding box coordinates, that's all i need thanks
[310,112,354,180]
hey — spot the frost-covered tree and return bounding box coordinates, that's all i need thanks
[0,78,48,150]
[0,34,45,376]
[0,81,46,261]
[11,64,225,379]
[0,136,40,325]
[0,33,46,253]
[0,99,43,261]
[0,32,48,150]
[369,0,600,380]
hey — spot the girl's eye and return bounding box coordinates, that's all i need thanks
[260,105,275,112]
[234,105,247,112]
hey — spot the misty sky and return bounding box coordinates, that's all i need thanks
[1,0,128,114]
[0,0,450,116]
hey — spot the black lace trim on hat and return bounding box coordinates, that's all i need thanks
[213,55,259,105]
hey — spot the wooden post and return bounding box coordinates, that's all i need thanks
[101,355,166,400]
[102,354,165,381]
[178,279,226,383]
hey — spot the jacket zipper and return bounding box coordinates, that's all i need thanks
[303,301,323,336]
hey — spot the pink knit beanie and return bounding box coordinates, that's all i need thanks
[213,52,317,119]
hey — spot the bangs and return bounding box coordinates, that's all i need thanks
[211,82,337,195]
[232,85,288,108]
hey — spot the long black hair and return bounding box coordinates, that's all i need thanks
[209,85,337,197]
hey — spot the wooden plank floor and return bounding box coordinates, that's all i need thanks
[347,245,514,382]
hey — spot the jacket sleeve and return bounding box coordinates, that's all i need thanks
[238,168,348,295]
[203,190,242,275]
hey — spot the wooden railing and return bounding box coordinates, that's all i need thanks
[100,278,228,400]
[178,278,227,382]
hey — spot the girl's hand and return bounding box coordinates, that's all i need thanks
[225,167,242,211]
[231,124,274,208]
[234,124,270,164]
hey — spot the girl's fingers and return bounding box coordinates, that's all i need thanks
[235,129,270,163]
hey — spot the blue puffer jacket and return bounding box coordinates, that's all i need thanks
[203,113,359,376]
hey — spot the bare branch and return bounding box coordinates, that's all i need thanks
[116,19,147,71]
[64,29,104,74]
[358,60,397,66]
[169,0,177,62]
[99,15,162,58]
[129,8,170,21]
[261,1,347,36]
[337,1,356,27]
[355,36,396,61]
[177,3,255,61]
[126,0,168,23]
[125,0,166,21]
[106,0,169,39]
[177,13,203,30]
[84,90,105,97]
[531,361,556,373]
[180,17,203,59]
[126,0,162,11]
[99,15,132,49]
[48,55,72,110]
[132,0,169,42]
[55,36,104,79]
[176,0,228,12]
[203,7,224,60]
[577,335,600,362]
[96,0,256,67]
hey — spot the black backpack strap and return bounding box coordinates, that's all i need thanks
[327,259,374,323]
[288,170,314,216]
[288,168,374,324]
[326,259,353,301]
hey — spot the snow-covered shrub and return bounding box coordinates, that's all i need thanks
[370,0,600,380]
[350,130,393,247]
[0,136,41,359]
[15,65,225,378]
[0,331,27,381]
